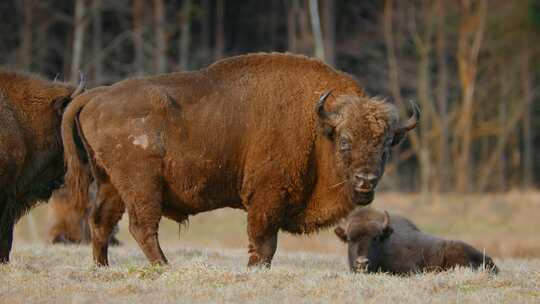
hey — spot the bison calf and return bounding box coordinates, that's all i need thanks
[334,208,498,274]
[47,184,121,246]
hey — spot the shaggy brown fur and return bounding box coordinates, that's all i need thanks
[335,208,499,274]
[62,53,417,267]
[0,71,84,263]
[47,184,120,246]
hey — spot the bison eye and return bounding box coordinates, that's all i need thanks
[339,137,351,151]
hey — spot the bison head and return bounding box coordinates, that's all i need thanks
[334,211,393,273]
[316,92,418,205]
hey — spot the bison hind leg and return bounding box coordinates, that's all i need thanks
[89,182,125,266]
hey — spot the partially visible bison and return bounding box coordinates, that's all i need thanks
[334,208,499,274]
[0,71,85,263]
[62,53,417,267]
[47,183,121,246]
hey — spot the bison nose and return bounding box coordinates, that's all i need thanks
[354,173,377,192]
[354,257,370,273]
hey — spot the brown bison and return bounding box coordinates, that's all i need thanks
[62,53,418,267]
[47,183,121,246]
[0,71,85,263]
[334,208,499,274]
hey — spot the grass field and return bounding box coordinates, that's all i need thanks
[2,192,540,303]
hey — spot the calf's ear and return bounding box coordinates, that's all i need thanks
[334,226,348,243]
[381,226,393,240]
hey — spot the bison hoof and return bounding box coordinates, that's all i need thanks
[247,255,271,268]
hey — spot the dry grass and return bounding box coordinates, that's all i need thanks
[1,245,539,303]
[4,192,540,303]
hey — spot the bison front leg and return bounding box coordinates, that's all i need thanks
[0,219,14,264]
[0,197,15,263]
[245,193,284,268]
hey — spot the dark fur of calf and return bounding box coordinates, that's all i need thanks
[334,208,498,274]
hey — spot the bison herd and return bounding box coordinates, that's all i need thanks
[0,52,497,274]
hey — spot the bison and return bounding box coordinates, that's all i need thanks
[62,53,418,267]
[334,207,499,274]
[47,183,121,246]
[0,71,85,263]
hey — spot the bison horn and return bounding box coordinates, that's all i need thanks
[396,100,419,133]
[70,71,87,98]
[382,211,390,229]
[316,90,333,119]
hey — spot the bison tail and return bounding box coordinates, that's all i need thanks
[61,95,92,216]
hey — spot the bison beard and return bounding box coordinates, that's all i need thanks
[0,71,85,263]
[62,53,417,267]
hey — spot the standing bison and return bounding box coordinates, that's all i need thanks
[0,71,85,263]
[334,208,499,274]
[62,53,417,267]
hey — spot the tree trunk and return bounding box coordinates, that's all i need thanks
[154,0,167,73]
[383,0,403,108]
[414,1,435,198]
[297,0,313,55]
[214,0,225,61]
[321,0,335,66]
[71,0,87,83]
[133,0,144,75]
[521,41,532,189]
[435,0,449,191]
[17,0,33,70]
[498,65,508,191]
[93,0,103,85]
[287,0,299,52]
[454,0,487,192]
[308,0,324,60]
[179,0,192,71]
[200,0,210,66]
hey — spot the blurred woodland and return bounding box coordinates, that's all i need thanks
[1,0,539,193]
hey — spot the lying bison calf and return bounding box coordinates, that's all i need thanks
[47,184,121,246]
[334,208,498,274]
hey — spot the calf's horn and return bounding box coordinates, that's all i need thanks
[382,211,390,228]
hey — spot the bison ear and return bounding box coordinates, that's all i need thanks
[334,224,348,243]
[53,96,71,115]
[391,131,406,146]
[381,226,393,241]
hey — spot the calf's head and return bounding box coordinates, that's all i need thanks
[317,93,418,205]
[334,210,393,272]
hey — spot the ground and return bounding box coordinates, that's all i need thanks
[2,192,539,303]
